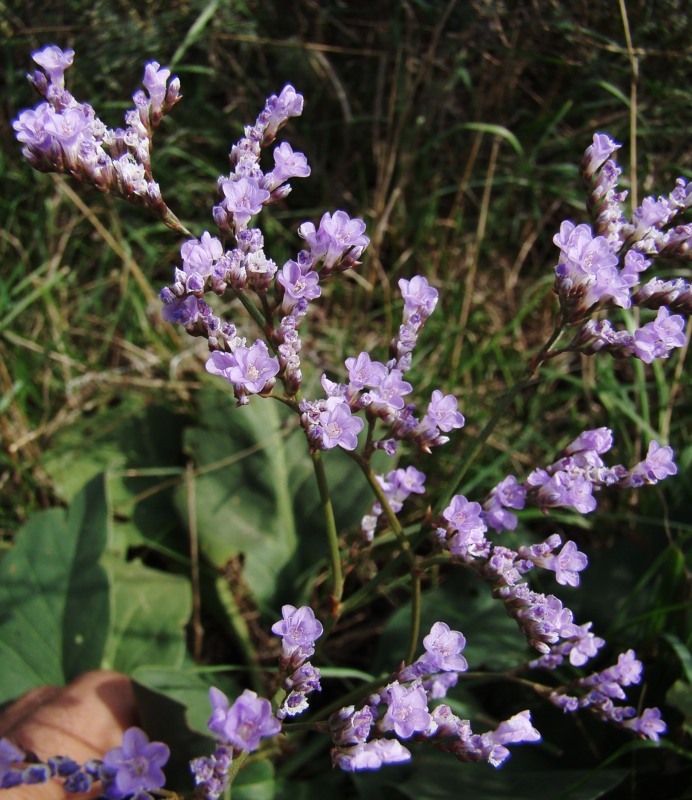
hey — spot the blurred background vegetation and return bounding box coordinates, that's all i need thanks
[0,1,690,797]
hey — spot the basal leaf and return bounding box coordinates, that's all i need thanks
[234,759,276,800]
[180,385,375,605]
[354,751,626,800]
[0,476,109,703]
[374,578,527,675]
[132,664,239,736]
[101,556,191,673]
[132,666,215,792]
[179,388,300,602]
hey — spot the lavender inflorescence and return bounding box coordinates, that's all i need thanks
[12,43,686,796]
[552,134,690,361]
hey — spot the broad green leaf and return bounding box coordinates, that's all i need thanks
[132,667,215,792]
[374,578,528,675]
[101,557,192,673]
[41,398,188,558]
[354,752,626,800]
[132,664,240,736]
[234,759,276,800]
[179,385,375,605]
[0,476,109,702]
[179,390,299,601]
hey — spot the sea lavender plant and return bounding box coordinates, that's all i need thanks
[9,44,688,797]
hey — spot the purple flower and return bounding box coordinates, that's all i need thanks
[521,538,588,587]
[190,744,233,800]
[622,707,667,742]
[563,623,606,667]
[221,176,270,229]
[398,276,439,322]
[578,650,643,703]
[380,681,432,739]
[532,470,597,514]
[181,232,224,277]
[624,440,677,487]
[142,61,172,113]
[423,390,465,432]
[13,105,53,150]
[32,44,75,87]
[0,739,24,789]
[553,221,626,316]
[333,739,411,771]
[345,352,388,391]
[565,427,613,456]
[279,662,322,719]
[276,261,321,312]
[211,689,281,751]
[477,711,541,767]
[421,621,468,672]
[368,369,412,416]
[329,705,375,747]
[208,687,232,739]
[632,307,687,363]
[483,475,526,532]
[633,195,677,235]
[609,649,644,685]
[265,142,311,189]
[43,106,92,151]
[271,604,323,659]
[442,495,487,537]
[161,294,210,328]
[387,466,427,503]
[298,210,369,270]
[317,397,364,450]
[262,84,304,143]
[205,341,280,395]
[101,727,169,799]
[581,133,620,178]
[621,250,650,285]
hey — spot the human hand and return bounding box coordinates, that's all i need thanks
[0,672,136,800]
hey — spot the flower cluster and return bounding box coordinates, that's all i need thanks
[12,45,677,793]
[554,134,690,361]
[157,82,374,407]
[329,621,540,770]
[545,649,667,742]
[191,688,281,799]
[361,465,427,541]
[271,604,324,719]
[0,728,168,799]
[13,46,181,227]
[436,427,677,542]
[147,65,466,461]
[191,606,322,798]
[301,278,465,455]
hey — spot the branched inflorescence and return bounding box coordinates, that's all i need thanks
[13,45,185,233]
[552,134,690,361]
[12,44,686,798]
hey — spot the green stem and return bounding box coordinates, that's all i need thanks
[225,751,250,797]
[161,206,194,238]
[232,287,272,338]
[348,451,421,664]
[310,450,344,614]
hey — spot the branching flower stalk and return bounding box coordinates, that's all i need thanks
[349,449,422,664]
[9,44,688,797]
